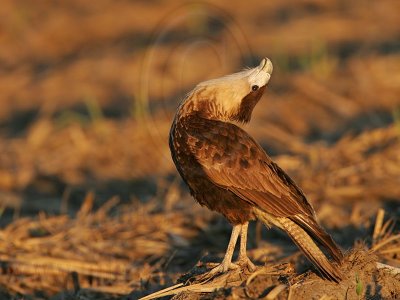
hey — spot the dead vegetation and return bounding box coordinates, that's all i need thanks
[0,0,400,299]
[0,124,398,299]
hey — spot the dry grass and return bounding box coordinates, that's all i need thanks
[0,125,398,299]
[0,0,399,299]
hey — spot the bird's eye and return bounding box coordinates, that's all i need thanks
[252,85,259,91]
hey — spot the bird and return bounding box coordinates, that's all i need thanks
[169,58,343,282]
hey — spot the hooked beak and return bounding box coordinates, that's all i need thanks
[259,58,273,75]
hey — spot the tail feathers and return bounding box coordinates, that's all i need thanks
[291,215,343,263]
[278,217,343,282]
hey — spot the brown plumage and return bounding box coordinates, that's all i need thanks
[169,58,343,281]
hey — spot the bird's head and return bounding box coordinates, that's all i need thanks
[188,58,273,123]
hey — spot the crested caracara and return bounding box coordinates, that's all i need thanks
[169,58,343,281]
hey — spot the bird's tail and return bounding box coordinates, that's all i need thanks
[256,211,343,282]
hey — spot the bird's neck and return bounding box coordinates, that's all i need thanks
[176,96,230,123]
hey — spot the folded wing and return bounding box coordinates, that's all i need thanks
[188,119,343,264]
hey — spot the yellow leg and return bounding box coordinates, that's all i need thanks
[207,224,241,275]
[238,222,256,271]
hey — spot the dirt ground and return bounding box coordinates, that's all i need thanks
[0,0,400,299]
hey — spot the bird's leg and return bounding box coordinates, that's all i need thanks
[237,222,256,271]
[207,224,241,275]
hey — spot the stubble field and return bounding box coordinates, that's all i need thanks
[0,0,399,299]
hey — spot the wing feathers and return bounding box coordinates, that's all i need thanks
[187,117,343,281]
[192,121,316,219]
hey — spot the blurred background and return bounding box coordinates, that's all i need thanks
[0,0,399,298]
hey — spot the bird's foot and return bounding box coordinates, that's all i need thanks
[208,260,239,276]
[198,260,239,281]
[236,255,256,272]
[204,256,255,276]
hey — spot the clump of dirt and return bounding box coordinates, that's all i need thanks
[285,246,400,299]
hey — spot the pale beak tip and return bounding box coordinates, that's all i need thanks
[260,57,273,74]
